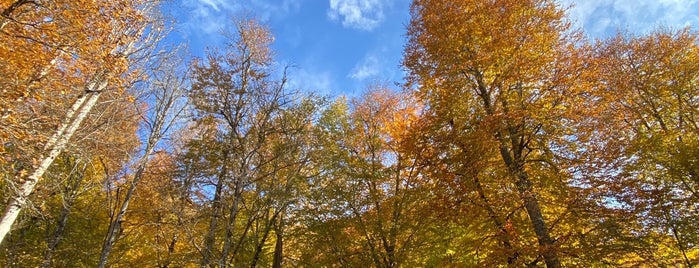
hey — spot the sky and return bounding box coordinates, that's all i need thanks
[162,0,699,97]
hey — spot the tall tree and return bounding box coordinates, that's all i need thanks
[297,86,434,267]
[0,87,141,267]
[97,44,188,268]
[592,28,699,266]
[0,0,164,244]
[403,0,589,266]
[189,18,307,267]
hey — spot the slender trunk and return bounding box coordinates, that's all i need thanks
[0,0,29,30]
[158,234,178,268]
[230,209,255,262]
[97,135,159,268]
[250,212,276,268]
[475,75,558,267]
[0,89,103,245]
[98,86,176,266]
[514,171,559,268]
[669,219,693,268]
[220,175,245,267]
[272,215,283,268]
[41,199,73,268]
[200,150,229,268]
[41,161,87,268]
[473,176,519,264]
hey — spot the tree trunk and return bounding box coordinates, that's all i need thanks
[250,212,276,268]
[41,160,87,268]
[200,150,229,268]
[272,215,283,268]
[220,176,244,267]
[0,0,29,30]
[97,137,158,268]
[476,77,560,267]
[514,171,560,268]
[497,142,560,268]
[41,197,73,268]
[473,176,519,264]
[0,89,103,245]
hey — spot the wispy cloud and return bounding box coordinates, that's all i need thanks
[327,0,389,31]
[177,0,302,37]
[248,0,303,21]
[197,0,228,12]
[561,0,699,36]
[177,0,239,36]
[289,68,335,96]
[349,55,380,80]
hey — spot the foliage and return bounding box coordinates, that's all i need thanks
[0,1,697,267]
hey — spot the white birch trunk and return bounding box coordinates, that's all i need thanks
[0,82,105,244]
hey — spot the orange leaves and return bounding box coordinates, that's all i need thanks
[597,28,699,136]
[407,0,568,90]
[404,0,592,266]
[234,19,275,65]
[0,0,152,137]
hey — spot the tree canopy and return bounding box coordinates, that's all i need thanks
[0,0,697,267]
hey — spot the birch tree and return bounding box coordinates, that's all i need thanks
[0,0,163,244]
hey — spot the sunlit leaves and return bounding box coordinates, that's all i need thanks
[592,28,699,266]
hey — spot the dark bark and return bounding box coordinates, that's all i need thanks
[41,160,86,268]
[491,106,559,268]
[272,215,283,268]
[219,175,243,267]
[250,213,276,268]
[497,139,560,268]
[200,150,229,268]
[0,0,31,22]
[474,72,560,267]
[473,176,520,264]
[272,223,284,268]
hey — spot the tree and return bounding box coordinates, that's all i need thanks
[188,18,313,267]
[0,88,141,267]
[296,86,435,267]
[0,0,164,244]
[403,0,590,266]
[592,28,699,267]
[97,43,188,268]
[100,151,201,267]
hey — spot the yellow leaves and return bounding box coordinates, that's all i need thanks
[597,28,699,138]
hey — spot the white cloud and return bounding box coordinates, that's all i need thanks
[178,0,239,35]
[198,0,226,11]
[179,0,302,36]
[328,0,388,31]
[350,55,380,80]
[561,0,699,36]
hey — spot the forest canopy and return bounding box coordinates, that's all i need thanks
[1,0,698,267]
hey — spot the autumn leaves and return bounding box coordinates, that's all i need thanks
[404,0,699,266]
[1,0,698,267]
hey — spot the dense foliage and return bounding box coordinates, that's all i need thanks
[1,0,697,267]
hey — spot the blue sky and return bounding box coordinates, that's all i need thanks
[163,0,699,97]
